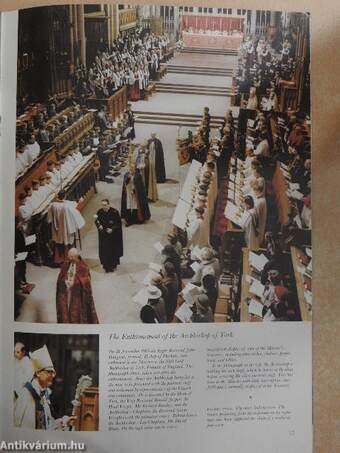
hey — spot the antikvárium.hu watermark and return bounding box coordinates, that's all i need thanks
[0,440,86,451]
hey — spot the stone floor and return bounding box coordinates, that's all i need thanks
[16,51,237,324]
[163,72,233,88]
[134,91,232,117]
[168,53,238,68]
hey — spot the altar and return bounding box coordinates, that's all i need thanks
[181,14,244,50]
[182,31,243,50]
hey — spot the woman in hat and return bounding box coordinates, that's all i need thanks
[150,274,169,306]
[145,285,167,323]
[191,294,214,323]
[191,247,220,287]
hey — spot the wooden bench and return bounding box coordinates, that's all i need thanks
[214,282,231,322]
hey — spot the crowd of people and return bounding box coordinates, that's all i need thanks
[236,33,299,111]
[139,234,221,324]
[75,27,170,101]
[137,108,225,323]
[138,24,311,324]
[15,93,169,323]
[16,103,85,179]
[14,19,311,325]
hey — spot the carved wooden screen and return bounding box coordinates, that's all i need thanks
[85,17,109,68]
[48,6,72,97]
[17,8,51,107]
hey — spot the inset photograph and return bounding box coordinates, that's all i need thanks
[13,333,99,431]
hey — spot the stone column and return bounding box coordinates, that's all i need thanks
[112,4,119,40]
[249,10,257,35]
[72,5,79,65]
[116,5,120,37]
[77,5,86,66]
[270,11,278,27]
[69,5,75,74]
[174,6,180,39]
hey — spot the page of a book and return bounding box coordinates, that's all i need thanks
[0,4,315,453]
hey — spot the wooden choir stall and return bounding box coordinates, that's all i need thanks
[87,86,128,120]
[15,108,98,266]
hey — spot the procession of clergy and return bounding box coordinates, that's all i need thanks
[15,25,311,325]
[16,117,167,324]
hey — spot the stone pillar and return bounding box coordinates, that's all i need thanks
[174,6,180,39]
[116,5,120,37]
[77,5,86,66]
[107,4,112,50]
[270,11,277,27]
[111,4,119,40]
[249,10,257,35]
[69,5,75,74]
[72,5,79,65]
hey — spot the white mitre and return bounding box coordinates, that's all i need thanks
[29,345,55,373]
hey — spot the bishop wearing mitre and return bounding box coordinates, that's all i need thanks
[14,345,76,430]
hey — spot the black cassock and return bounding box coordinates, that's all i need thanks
[148,138,166,183]
[95,208,123,271]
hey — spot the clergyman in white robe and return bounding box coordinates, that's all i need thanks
[47,200,85,246]
[239,208,261,250]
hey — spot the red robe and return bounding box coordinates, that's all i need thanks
[56,259,99,323]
